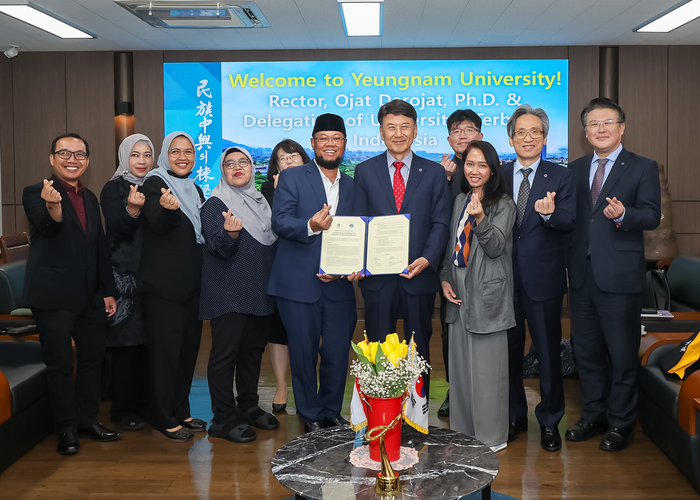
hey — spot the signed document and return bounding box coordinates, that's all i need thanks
[365,214,410,276]
[318,214,410,276]
[319,216,367,276]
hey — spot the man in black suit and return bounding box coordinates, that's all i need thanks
[502,105,576,452]
[437,109,483,417]
[565,98,661,452]
[353,100,451,398]
[23,133,121,455]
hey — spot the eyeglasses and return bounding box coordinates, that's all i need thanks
[169,148,195,157]
[278,152,301,164]
[587,119,622,130]
[223,158,250,169]
[313,135,345,145]
[513,129,544,140]
[449,126,480,137]
[54,150,88,160]
[382,124,414,134]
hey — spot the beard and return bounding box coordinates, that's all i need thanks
[315,155,343,170]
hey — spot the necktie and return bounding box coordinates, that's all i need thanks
[516,168,532,227]
[591,158,608,206]
[393,162,405,213]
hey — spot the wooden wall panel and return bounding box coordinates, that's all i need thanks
[619,46,668,168]
[668,46,700,202]
[0,57,15,207]
[567,46,598,162]
[133,51,165,150]
[14,206,29,233]
[671,202,700,233]
[12,53,67,203]
[677,234,700,257]
[66,52,115,195]
[163,46,568,63]
[1,205,15,235]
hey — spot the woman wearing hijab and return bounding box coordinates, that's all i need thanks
[100,134,154,431]
[138,131,205,442]
[259,139,310,413]
[200,146,280,443]
[439,140,516,452]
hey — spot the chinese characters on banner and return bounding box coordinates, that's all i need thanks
[194,79,215,198]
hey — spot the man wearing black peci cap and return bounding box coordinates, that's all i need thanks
[268,114,358,433]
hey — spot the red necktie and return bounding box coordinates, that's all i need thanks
[393,161,405,213]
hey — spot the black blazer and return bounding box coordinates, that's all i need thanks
[23,174,116,311]
[568,148,661,294]
[137,175,204,302]
[501,160,576,302]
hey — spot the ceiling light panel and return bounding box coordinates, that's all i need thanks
[338,0,383,37]
[636,0,700,33]
[0,2,94,38]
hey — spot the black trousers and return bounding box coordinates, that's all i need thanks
[142,293,202,431]
[507,263,565,427]
[362,280,434,399]
[570,260,642,430]
[33,306,107,433]
[208,312,271,423]
[109,345,149,421]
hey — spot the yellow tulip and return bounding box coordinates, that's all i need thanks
[385,333,400,347]
[386,349,400,367]
[357,340,371,359]
[368,342,378,364]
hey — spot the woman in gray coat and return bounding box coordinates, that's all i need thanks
[440,140,516,452]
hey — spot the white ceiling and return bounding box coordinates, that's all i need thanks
[1,0,699,52]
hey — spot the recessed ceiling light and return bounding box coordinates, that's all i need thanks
[0,1,94,39]
[635,0,700,33]
[338,0,383,37]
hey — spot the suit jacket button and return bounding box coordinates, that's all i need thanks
[591,219,595,223]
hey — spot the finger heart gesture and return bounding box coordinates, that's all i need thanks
[222,209,243,232]
[159,188,180,211]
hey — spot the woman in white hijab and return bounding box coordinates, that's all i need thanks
[200,146,279,443]
[100,134,154,432]
[137,131,206,442]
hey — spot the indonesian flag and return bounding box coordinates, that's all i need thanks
[350,378,367,431]
[402,337,429,434]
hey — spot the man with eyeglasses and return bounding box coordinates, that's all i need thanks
[437,109,483,417]
[565,97,660,452]
[22,133,121,455]
[353,100,450,399]
[501,105,575,452]
[268,114,357,434]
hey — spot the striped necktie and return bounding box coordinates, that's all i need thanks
[516,168,532,227]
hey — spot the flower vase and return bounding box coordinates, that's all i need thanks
[363,394,403,462]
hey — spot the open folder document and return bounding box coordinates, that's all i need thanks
[319,214,410,276]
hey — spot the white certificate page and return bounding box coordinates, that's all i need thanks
[319,216,367,276]
[365,214,410,276]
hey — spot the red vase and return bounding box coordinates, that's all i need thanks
[363,394,403,462]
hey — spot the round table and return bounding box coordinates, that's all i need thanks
[272,425,498,499]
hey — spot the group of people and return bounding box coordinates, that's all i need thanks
[23,95,660,458]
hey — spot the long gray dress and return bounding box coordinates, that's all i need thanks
[440,192,516,448]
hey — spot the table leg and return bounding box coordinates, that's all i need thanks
[481,484,491,500]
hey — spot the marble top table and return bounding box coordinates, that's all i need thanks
[272,425,499,500]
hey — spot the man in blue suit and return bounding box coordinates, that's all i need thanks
[565,98,660,452]
[353,100,451,397]
[502,105,576,452]
[267,114,357,433]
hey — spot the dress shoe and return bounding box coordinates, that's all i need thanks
[78,422,122,442]
[272,402,287,413]
[600,427,633,452]
[181,417,207,432]
[540,426,562,452]
[507,419,528,442]
[152,427,194,442]
[565,419,607,442]
[323,415,350,428]
[112,414,145,431]
[304,421,323,434]
[437,390,449,417]
[57,432,80,455]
